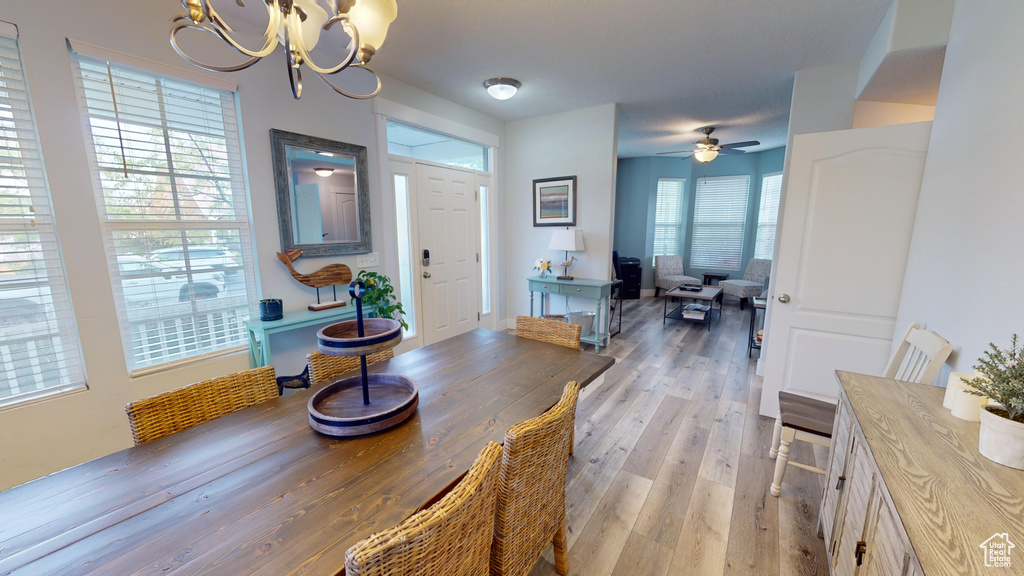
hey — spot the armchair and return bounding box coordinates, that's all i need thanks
[720,258,771,309]
[654,255,700,297]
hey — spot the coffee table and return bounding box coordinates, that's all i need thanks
[663,285,723,330]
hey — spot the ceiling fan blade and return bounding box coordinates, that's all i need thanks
[656,149,698,155]
[719,140,760,149]
[717,148,746,155]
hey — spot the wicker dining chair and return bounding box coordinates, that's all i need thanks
[515,316,581,350]
[307,349,394,387]
[345,441,503,576]
[125,366,277,445]
[491,380,582,576]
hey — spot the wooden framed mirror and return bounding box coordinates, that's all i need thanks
[270,129,372,256]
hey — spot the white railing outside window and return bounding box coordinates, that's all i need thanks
[690,175,750,270]
[0,26,85,404]
[71,54,256,372]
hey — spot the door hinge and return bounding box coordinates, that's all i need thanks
[474,189,478,201]
[476,253,480,262]
[855,541,867,566]
[477,312,481,321]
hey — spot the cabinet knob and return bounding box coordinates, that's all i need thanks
[576,288,581,292]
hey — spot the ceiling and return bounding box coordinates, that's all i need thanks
[209,0,895,158]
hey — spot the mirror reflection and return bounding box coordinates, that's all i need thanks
[286,146,359,245]
[271,130,371,256]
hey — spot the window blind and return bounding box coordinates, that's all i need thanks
[652,178,685,265]
[0,30,85,404]
[754,173,782,260]
[71,53,255,372]
[690,175,750,270]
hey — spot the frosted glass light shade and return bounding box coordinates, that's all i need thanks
[694,148,719,163]
[484,78,521,100]
[549,229,585,252]
[274,0,329,52]
[348,0,398,55]
[315,168,335,177]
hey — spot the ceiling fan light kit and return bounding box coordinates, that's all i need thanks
[657,126,760,163]
[170,0,398,100]
[484,77,521,100]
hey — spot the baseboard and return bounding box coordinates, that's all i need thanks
[496,317,511,332]
[640,289,656,298]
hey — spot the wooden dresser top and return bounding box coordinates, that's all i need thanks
[838,371,1024,574]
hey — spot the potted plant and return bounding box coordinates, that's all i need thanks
[965,334,1024,470]
[354,270,408,330]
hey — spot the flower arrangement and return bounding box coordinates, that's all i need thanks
[534,258,552,277]
[965,334,1024,423]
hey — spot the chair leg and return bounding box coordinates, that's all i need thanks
[770,426,796,497]
[740,297,747,310]
[655,287,661,297]
[569,427,575,456]
[769,418,783,459]
[553,515,569,575]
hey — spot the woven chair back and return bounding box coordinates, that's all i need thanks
[492,380,582,576]
[515,316,581,349]
[307,349,394,386]
[346,441,503,576]
[125,365,277,445]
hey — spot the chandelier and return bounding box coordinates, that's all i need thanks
[170,0,398,100]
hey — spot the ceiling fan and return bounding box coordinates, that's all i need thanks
[657,127,760,163]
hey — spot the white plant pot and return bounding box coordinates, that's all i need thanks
[978,405,1024,470]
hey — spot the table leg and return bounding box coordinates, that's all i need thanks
[748,303,756,357]
[247,328,260,368]
[260,329,272,367]
[663,295,668,325]
[530,290,535,317]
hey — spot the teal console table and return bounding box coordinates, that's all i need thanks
[527,275,614,351]
[244,307,358,368]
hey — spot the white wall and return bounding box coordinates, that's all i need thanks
[894,0,1024,374]
[0,0,502,490]
[504,104,619,320]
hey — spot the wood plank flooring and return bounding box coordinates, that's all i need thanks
[525,296,830,576]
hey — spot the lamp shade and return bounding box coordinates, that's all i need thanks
[549,229,585,252]
[347,0,398,56]
[273,0,329,52]
[693,148,719,163]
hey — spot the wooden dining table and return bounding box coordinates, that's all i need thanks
[0,329,613,576]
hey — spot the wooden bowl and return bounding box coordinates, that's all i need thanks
[317,318,403,357]
[307,373,418,437]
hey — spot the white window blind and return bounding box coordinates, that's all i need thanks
[0,29,85,404]
[754,173,782,260]
[690,175,750,270]
[71,53,256,372]
[652,178,685,265]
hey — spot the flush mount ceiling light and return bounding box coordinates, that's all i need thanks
[484,78,521,100]
[314,167,335,177]
[170,0,398,100]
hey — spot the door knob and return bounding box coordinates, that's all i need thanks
[778,294,790,303]
[422,271,431,278]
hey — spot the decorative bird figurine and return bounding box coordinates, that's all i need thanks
[276,249,352,310]
[557,256,578,280]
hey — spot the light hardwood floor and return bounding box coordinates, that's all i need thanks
[525,296,830,576]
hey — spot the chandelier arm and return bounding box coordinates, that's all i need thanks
[193,0,281,59]
[313,64,382,100]
[170,19,264,72]
[291,18,359,75]
[284,23,302,99]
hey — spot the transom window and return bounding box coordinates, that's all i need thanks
[71,54,256,372]
[386,121,488,172]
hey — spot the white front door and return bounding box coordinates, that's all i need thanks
[759,122,932,416]
[417,164,480,345]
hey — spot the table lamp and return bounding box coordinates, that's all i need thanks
[549,228,585,280]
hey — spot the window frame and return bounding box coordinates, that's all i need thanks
[754,172,783,260]
[70,52,257,375]
[689,175,751,271]
[0,24,86,407]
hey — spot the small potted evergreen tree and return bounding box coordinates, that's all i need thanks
[965,334,1024,470]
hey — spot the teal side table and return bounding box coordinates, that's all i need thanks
[244,307,359,368]
[527,275,614,351]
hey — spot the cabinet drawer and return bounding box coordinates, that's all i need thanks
[564,284,601,299]
[529,281,562,295]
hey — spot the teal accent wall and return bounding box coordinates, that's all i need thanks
[613,147,785,289]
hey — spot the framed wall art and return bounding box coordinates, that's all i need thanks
[533,175,577,227]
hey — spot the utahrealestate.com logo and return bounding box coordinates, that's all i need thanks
[980,533,1015,568]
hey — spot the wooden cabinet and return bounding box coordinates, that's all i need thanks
[822,372,1024,575]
